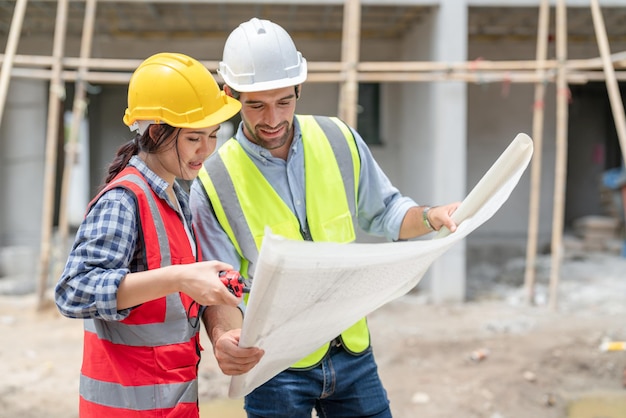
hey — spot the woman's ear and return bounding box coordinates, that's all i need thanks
[147,124,164,139]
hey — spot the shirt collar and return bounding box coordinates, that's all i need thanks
[128,155,191,215]
[128,155,171,200]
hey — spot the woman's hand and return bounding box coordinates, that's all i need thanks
[177,260,242,307]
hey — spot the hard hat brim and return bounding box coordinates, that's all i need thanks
[181,94,241,128]
[124,93,241,130]
[221,72,307,93]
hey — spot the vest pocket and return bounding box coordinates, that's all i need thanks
[154,343,199,372]
[255,221,301,245]
[316,212,356,243]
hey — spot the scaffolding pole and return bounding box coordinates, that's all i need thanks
[524,0,550,305]
[590,0,626,166]
[51,0,98,303]
[0,0,27,126]
[3,54,626,86]
[549,0,570,311]
[338,0,361,127]
[36,0,70,309]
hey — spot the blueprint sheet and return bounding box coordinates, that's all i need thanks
[229,133,534,398]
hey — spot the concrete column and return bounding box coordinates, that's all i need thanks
[429,1,468,303]
[0,79,48,285]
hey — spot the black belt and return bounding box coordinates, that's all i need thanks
[330,337,342,347]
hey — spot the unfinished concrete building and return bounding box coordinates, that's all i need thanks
[1,0,626,305]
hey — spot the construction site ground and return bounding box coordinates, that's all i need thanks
[1,250,626,418]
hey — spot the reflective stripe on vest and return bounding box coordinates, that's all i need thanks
[80,168,201,416]
[199,115,370,369]
[79,374,198,410]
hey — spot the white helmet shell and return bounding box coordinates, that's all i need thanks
[218,18,307,92]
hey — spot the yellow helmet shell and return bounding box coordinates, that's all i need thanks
[123,52,241,129]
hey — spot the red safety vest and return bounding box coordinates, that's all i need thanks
[79,167,203,417]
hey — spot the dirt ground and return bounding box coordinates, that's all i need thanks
[1,251,626,418]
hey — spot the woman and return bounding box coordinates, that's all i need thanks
[54,52,256,417]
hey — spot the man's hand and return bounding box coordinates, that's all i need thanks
[427,202,461,233]
[213,329,264,375]
[399,202,462,240]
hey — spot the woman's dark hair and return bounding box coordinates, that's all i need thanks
[100,124,180,188]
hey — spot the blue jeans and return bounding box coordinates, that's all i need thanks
[245,345,392,418]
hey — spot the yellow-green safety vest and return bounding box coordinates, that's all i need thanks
[198,115,370,369]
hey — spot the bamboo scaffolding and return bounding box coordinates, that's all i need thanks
[549,0,569,311]
[35,0,69,310]
[1,1,625,308]
[524,0,550,306]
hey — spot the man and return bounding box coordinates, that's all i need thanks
[190,17,460,418]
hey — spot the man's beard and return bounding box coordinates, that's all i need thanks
[244,120,292,150]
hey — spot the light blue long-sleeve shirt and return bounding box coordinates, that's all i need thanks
[189,116,418,278]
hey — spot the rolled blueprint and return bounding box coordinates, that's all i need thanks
[436,133,534,238]
[230,133,534,398]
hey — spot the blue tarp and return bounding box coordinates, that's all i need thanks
[602,167,626,190]
[602,167,626,257]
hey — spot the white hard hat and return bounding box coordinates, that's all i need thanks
[218,18,307,92]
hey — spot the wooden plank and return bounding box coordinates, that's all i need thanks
[524,0,550,306]
[338,0,360,128]
[0,0,28,128]
[591,0,626,166]
[3,53,626,74]
[549,0,569,311]
[55,0,98,289]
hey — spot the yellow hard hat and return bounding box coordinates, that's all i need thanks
[123,52,241,131]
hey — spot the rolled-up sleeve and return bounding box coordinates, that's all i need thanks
[352,129,418,241]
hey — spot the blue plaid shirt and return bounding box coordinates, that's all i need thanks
[55,156,193,320]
